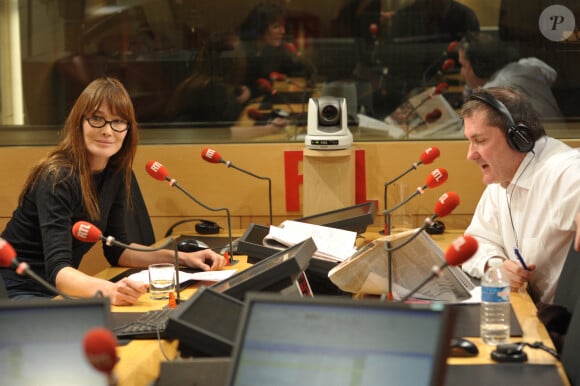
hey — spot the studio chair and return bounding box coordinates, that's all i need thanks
[538,240,580,352]
[561,293,580,386]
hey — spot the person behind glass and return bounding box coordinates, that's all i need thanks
[458,32,563,121]
[237,1,310,98]
[390,0,480,42]
[460,87,580,304]
[165,31,251,125]
[0,77,226,305]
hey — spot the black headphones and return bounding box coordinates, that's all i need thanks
[469,93,535,153]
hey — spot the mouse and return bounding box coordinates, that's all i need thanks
[449,338,479,357]
[177,239,209,253]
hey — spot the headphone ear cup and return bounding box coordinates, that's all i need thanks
[507,124,534,153]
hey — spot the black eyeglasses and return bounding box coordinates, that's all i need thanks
[85,116,130,133]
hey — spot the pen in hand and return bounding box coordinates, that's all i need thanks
[514,247,531,271]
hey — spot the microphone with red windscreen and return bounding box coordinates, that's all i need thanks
[0,237,72,298]
[83,327,119,386]
[383,168,449,214]
[201,147,273,225]
[145,160,235,263]
[422,41,459,84]
[256,78,277,96]
[404,82,448,121]
[399,235,478,302]
[72,220,173,251]
[269,71,286,82]
[382,146,441,235]
[408,108,443,133]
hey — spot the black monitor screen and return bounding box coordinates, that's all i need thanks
[210,238,316,300]
[295,201,377,234]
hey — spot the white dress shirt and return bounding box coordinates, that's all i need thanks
[461,137,580,303]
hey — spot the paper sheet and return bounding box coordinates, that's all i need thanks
[128,269,237,285]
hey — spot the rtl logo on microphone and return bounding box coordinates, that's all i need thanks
[148,161,164,174]
[75,223,92,240]
[204,148,218,161]
[431,168,446,183]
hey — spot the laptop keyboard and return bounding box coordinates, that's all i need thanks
[113,307,175,340]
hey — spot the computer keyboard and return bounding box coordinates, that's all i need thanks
[113,307,175,340]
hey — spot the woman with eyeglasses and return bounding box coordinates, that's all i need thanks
[0,77,226,305]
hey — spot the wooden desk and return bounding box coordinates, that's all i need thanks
[102,232,569,386]
[95,256,253,386]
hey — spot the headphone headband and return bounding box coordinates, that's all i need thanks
[468,92,534,153]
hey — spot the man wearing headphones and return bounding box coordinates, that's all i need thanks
[458,32,563,121]
[460,87,580,304]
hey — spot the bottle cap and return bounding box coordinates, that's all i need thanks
[488,257,503,268]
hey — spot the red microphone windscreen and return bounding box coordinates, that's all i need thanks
[419,146,440,165]
[434,191,460,218]
[445,235,478,266]
[433,82,448,95]
[145,160,170,181]
[447,40,459,53]
[72,221,102,243]
[256,78,273,92]
[425,108,442,122]
[284,42,298,54]
[269,71,286,81]
[201,147,224,163]
[247,108,265,120]
[441,58,455,72]
[369,23,378,35]
[425,168,448,189]
[0,238,16,267]
[83,327,119,374]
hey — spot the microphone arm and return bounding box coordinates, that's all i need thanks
[170,180,236,264]
[222,161,273,226]
[10,259,74,299]
[383,187,424,215]
[382,162,423,235]
[399,262,447,302]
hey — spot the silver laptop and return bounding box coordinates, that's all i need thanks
[225,293,455,386]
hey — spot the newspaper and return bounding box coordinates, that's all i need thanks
[362,86,463,139]
[328,228,476,302]
[263,220,358,262]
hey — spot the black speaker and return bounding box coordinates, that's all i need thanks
[469,93,534,153]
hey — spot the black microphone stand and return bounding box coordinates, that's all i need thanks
[222,160,273,226]
[381,161,423,235]
[169,180,236,265]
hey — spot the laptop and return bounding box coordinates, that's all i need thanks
[225,293,455,386]
[0,297,112,386]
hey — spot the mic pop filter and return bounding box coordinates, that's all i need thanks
[434,191,460,218]
[419,146,441,165]
[0,237,16,267]
[83,327,119,374]
[72,221,102,243]
[145,160,170,181]
[201,147,225,164]
[445,235,478,266]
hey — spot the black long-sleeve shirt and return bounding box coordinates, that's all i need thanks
[1,165,130,297]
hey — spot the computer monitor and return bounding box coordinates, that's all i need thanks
[295,201,377,234]
[226,293,455,386]
[210,238,316,300]
[0,298,112,386]
[164,286,245,357]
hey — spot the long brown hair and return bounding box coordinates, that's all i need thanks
[19,77,139,220]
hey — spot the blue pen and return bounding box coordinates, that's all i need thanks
[514,247,531,271]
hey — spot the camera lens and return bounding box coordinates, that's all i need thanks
[321,105,338,120]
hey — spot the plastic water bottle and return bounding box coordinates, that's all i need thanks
[480,257,510,345]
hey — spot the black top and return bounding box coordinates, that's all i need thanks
[1,165,129,296]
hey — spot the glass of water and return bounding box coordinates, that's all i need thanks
[148,263,176,300]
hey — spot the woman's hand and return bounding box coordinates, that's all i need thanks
[180,249,228,271]
[108,277,148,306]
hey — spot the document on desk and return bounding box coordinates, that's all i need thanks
[263,220,357,262]
[128,269,237,285]
[328,229,476,302]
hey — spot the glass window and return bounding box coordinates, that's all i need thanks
[0,0,578,146]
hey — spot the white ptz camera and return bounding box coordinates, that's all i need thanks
[305,96,353,150]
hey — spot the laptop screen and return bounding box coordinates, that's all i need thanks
[0,298,112,386]
[226,294,454,386]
